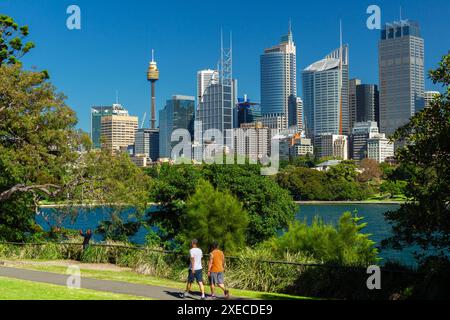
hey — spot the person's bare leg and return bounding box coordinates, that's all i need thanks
[198,281,205,297]
[210,283,216,296]
[186,282,192,293]
[218,283,226,293]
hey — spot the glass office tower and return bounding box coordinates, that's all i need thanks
[379,20,425,136]
[260,27,297,129]
[159,95,195,158]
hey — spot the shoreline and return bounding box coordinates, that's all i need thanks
[39,201,404,209]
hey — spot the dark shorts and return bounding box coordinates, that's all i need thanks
[209,272,224,285]
[188,269,203,283]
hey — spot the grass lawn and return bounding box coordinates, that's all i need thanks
[8,261,313,300]
[0,276,150,300]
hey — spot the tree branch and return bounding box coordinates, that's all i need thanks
[0,183,60,202]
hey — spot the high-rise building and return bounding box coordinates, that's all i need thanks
[288,96,303,132]
[367,133,394,163]
[134,128,160,161]
[233,122,272,162]
[424,91,440,108]
[356,84,380,124]
[235,95,261,128]
[159,95,195,159]
[317,134,348,160]
[100,108,138,153]
[260,25,297,129]
[350,121,380,161]
[197,34,235,136]
[197,69,219,108]
[349,79,361,131]
[302,45,349,137]
[90,104,129,149]
[379,20,425,137]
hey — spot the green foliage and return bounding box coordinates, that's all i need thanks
[276,165,372,201]
[147,164,296,247]
[181,180,249,253]
[384,53,450,257]
[0,15,35,65]
[266,212,379,266]
[380,180,407,199]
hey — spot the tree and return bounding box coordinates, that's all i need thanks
[0,15,35,66]
[383,54,450,259]
[358,159,383,183]
[147,164,296,247]
[0,64,152,241]
[266,212,378,266]
[181,180,249,253]
[379,180,407,199]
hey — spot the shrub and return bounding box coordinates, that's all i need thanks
[266,212,379,266]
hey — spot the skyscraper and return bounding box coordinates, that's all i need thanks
[350,121,379,161]
[379,20,425,137]
[197,34,235,134]
[235,95,261,128]
[100,106,138,153]
[135,128,160,162]
[260,25,297,130]
[159,95,195,159]
[349,79,361,132]
[90,104,130,149]
[302,45,349,137]
[424,91,440,108]
[356,84,380,124]
[197,69,219,108]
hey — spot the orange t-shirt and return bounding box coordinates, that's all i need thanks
[210,249,225,273]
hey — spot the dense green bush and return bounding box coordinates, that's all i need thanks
[181,180,249,253]
[265,212,379,266]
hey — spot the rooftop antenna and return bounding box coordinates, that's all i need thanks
[400,6,403,21]
[289,18,292,34]
[151,48,155,63]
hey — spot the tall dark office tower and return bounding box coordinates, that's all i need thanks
[159,95,195,159]
[379,20,425,136]
[236,95,261,128]
[356,84,380,125]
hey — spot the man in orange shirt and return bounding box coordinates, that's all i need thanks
[208,241,230,299]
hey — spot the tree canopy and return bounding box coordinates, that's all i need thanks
[0,15,35,66]
[384,54,450,259]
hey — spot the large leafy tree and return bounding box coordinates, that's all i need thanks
[148,163,296,247]
[181,179,249,253]
[383,54,450,259]
[0,15,35,66]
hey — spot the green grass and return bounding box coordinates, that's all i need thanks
[10,262,313,300]
[0,276,150,300]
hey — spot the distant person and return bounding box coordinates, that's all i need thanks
[181,239,206,300]
[79,229,92,250]
[208,241,230,299]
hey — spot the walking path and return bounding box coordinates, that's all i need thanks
[0,266,235,300]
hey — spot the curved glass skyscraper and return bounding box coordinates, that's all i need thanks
[260,27,297,129]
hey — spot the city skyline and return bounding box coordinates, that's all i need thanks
[2,0,449,133]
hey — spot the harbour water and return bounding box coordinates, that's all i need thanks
[37,203,418,267]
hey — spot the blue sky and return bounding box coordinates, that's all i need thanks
[2,0,449,132]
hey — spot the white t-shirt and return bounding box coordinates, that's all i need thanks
[190,247,203,271]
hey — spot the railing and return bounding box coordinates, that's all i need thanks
[0,241,418,275]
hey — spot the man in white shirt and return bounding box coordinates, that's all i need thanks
[181,239,206,300]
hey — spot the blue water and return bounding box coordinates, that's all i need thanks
[36,203,418,267]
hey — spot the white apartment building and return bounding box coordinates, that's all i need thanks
[367,133,394,163]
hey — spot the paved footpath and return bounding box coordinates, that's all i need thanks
[0,266,236,300]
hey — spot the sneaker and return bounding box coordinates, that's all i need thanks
[200,295,206,300]
[224,290,230,299]
[210,294,218,299]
